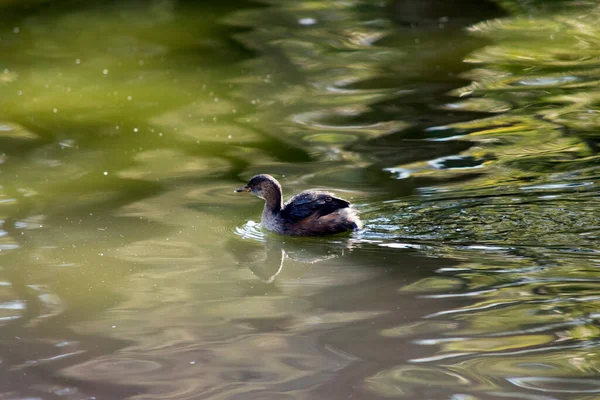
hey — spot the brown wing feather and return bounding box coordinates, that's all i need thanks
[280,190,350,223]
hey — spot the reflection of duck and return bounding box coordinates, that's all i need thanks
[235,174,362,236]
[227,234,354,283]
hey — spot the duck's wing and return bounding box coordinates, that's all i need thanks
[280,190,350,223]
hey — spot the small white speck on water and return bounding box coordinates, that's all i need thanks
[17,90,22,95]
[99,253,104,256]
[75,58,81,64]
[298,18,317,25]
[158,132,163,137]
[138,59,145,66]
[111,325,116,329]
[103,171,108,176]
[13,27,19,33]
[127,96,132,101]
[228,135,232,139]
[53,108,58,113]
[251,100,256,104]
[214,97,219,102]
[103,69,109,75]
[133,128,138,132]
[232,108,237,113]
[190,361,196,365]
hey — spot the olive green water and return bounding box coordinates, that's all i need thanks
[0,0,599,399]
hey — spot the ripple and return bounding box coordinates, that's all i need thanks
[383,167,411,180]
[513,76,580,87]
[428,155,485,170]
[520,182,594,191]
[508,377,600,393]
[366,366,471,397]
[69,357,163,379]
[233,220,265,242]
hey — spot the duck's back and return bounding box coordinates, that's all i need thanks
[268,190,358,236]
[281,190,350,222]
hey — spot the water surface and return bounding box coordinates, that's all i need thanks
[0,0,599,399]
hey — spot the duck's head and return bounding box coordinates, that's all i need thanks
[235,174,282,200]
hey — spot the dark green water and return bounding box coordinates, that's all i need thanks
[0,0,599,399]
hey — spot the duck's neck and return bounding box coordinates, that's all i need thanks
[262,183,283,214]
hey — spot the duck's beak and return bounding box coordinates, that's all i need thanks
[235,185,250,193]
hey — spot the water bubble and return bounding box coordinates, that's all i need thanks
[13,27,19,33]
[75,58,81,64]
[103,69,109,75]
[133,128,138,132]
[103,171,108,176]
[53,108,58,113]
[127,96,132,101]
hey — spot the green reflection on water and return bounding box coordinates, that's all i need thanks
[0,0,599,399]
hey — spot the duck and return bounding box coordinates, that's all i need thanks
[235,174,362,236]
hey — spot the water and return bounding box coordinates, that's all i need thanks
[0,0,599,399]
